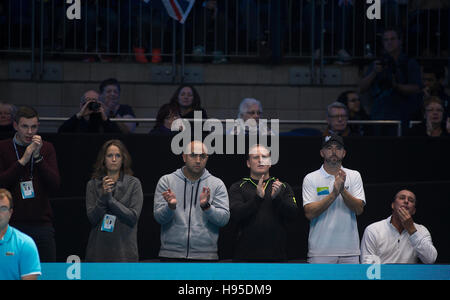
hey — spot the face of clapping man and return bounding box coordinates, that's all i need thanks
[247,145,271,179]
[392,190,416,218]
[320,141,346,167]
[183,141,209,178]
[13,116,39,145]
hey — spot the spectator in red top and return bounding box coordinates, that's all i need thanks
[0,106,60,262]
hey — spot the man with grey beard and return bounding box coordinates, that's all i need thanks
[302,134,366,264]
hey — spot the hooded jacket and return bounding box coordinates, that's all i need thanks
[154,167,229,260]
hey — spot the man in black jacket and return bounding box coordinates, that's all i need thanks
[228,144,298,262]
[58,90,121,134]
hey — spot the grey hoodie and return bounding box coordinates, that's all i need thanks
[154,167,230,260]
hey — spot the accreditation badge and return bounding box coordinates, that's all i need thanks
[20,181,35,199]
[101,214,116,232]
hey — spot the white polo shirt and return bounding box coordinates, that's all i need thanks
[360,216,437,264]
[302,165,366,257]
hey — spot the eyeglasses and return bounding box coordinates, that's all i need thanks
[0,206,11,212]
[246,111,261,116]
[347,98,360,103]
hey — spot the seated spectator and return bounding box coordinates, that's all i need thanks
[407,97,448,137]
[360,189,437,264]
[0,102,16,135]
[99,78,137,134]
[149,103,181,136]
[323,101,359,136]
[228,98,275,135]
[58,90,121,134]
[169,85,208,120]
[337,91,370,136]
[421,64,449,113]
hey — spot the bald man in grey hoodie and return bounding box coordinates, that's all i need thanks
[154,141,230,261]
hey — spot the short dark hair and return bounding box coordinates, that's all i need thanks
[14,106,39,123]
[0,188,13,209]
[99,78,121,94]
[154,103,180,129]
[246,144,271,161]
[393,189,418,207]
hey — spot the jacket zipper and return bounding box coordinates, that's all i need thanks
[186,184,194,258]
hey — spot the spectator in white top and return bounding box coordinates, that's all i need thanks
[360,189,437,264]
[302,134,365,264]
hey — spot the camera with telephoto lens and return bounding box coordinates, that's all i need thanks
[87,101,101,112]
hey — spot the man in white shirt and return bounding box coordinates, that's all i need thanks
[302,134,365,263]
[360,189,437,264]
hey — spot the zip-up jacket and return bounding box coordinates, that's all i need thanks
[154,167,230,260]
[228,177,298,261]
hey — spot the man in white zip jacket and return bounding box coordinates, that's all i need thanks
[360,189,437,264]
[154,141,230,261]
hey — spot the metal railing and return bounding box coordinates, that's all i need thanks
[1,1,449,82]
[39,117,406,136]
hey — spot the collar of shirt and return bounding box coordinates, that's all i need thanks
[0,225,12,245]
[13,133,29,147]
[319,165,344,178]
[385,215,409,236]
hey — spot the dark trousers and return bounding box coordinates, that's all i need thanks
[14,225,56,262]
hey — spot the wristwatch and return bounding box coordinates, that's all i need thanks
[200,202,211,211]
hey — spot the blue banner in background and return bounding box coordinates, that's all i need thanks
[39,263,450,280]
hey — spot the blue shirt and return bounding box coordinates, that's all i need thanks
[0,226,41,280]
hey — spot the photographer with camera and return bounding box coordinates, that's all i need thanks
[58,90,121,133]
[359,28,422,136]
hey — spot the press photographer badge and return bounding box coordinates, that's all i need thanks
[101,214,116,232]
[20,181,35,199]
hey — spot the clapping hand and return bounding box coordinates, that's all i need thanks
[271,179,283,200]
[162,188,177,210]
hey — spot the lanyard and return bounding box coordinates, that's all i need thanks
[13,140,34,180]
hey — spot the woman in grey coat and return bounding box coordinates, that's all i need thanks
[85,139,143,262]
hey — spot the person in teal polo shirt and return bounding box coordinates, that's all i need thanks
[0,188,41,280]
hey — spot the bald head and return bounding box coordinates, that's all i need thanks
[183,140,209,155]
[81,90,99,107]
